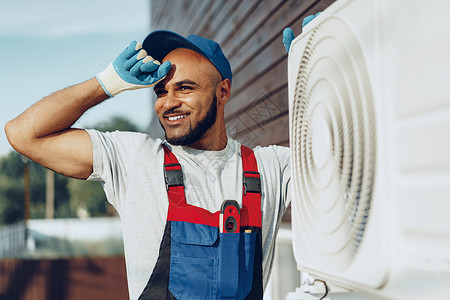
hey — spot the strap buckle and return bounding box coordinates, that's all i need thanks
[164,163,184,191]
[243,171,261,195]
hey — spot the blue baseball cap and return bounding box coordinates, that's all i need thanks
[142,30,232,84]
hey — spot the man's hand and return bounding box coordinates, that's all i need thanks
[97,41,171,97]
[283,13,322,53]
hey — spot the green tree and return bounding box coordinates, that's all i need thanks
[0,152,71,225]
[0,153,24,224]
[0,116,142,224]
[93,115,141,132]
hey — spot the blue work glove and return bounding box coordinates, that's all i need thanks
[97,41,171,97]
[283,12,322,53]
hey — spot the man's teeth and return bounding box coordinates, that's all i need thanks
[168,115,187,121]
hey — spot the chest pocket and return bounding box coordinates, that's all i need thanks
[169,221,256,300]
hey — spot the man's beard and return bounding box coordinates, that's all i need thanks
[161,94,218,146]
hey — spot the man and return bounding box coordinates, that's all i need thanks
[5,30,290,299]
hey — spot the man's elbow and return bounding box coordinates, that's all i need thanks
[4,119,30,155]
[5,120,16,146]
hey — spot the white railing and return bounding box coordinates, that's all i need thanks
[265,226,301,300]
[0,222,27,258]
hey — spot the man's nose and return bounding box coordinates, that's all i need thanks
[163,90,182,110]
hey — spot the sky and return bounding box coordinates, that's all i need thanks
[0,0,162,157]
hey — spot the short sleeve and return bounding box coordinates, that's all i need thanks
[274,145,291,211]
[253,144,291,219]
[85,129,150,209]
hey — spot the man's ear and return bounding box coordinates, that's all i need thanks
[216,79,231,105]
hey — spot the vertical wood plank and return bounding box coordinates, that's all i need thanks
[186,0,215,35]
[215,0,262,46]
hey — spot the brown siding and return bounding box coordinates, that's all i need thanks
[151,0,335,148]
[0,257,128,299]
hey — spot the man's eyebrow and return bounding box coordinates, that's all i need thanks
[154,79,199,90]
[175,79,199,87]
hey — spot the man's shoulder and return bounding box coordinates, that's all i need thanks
[251,143,289,155]
[88,129,159,142]
[250,143,290,168]
[87,129,165,153]
[227,137,289,159]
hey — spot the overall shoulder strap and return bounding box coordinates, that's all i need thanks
[162,145,185,207]
[240,145,262,228]
[162,144,219,226]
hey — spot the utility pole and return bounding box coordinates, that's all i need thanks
[46,169,55,219]
[23,157,31,249]
[23,158,30,223]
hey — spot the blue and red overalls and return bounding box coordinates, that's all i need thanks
[139,144,263,299]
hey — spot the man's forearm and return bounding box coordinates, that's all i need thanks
[4,78,108,179]
[4,38,169,179]
[5,78,108,151]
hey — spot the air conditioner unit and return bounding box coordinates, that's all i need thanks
[288,0,450,299]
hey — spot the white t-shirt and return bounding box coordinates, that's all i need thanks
[86,129,291,300]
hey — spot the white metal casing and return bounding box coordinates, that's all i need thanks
[288,0,450,299]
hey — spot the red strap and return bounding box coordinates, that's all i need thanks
[162,145,218,225]
[241,145,258,172]
[241,145,262,227]
[162,144,179,165]
[162,144,261,228]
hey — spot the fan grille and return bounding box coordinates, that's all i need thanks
[291,16,377,272]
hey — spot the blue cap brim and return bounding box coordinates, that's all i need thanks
[142,30,232,84]
[142,30,208,63]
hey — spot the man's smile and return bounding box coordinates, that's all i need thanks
[166,114,188,121]
[163,111,191,125]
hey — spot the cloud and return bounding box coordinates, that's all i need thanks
[0,0,149,38]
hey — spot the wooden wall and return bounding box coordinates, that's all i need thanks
[151,0,335,148]
[0,257,128,300]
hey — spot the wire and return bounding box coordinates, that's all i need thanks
[312,279,329,300]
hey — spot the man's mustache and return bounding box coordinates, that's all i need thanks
[162,109,188,117]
